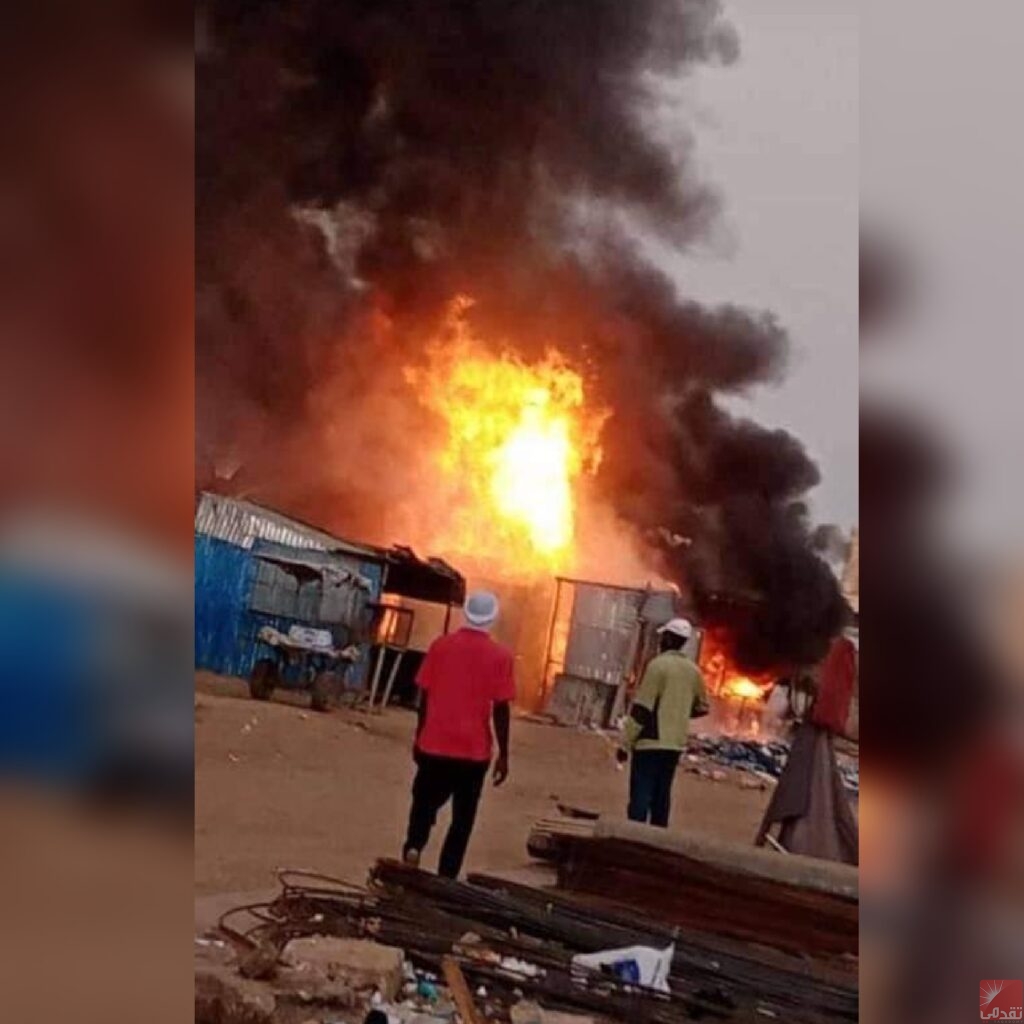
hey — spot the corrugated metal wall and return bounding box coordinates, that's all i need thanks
[194,534,257,677]
[195,492,376,557]
[194,534,385,685]
[563,584,644,687]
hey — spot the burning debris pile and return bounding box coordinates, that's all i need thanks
[197,0,849,679]
[696,626,777,734]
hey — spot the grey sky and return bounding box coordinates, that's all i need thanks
[659,0,858,528]
[860,0,1024,556]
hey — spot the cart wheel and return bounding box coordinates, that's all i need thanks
[310,671,335,713]
[249,658,278,701]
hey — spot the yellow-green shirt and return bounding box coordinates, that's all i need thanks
[623,651,708,752]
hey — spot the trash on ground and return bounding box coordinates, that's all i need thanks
[571,944,674,994]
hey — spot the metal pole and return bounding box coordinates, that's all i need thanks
[367,642,387,709]
[610,608,642,726]
[379,649,405,712]
[539,578,563,705]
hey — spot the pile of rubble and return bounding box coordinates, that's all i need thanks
[197,860,857,1023]
[195,930,412,1023]
[195,870,626,1024]
[196,929,599,1023]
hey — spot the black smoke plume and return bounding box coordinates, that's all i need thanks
[197,0,848,672]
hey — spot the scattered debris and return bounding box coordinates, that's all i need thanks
[510,1002,597,1024]
[510,1003,542,1024]
[571,943,674,993]
[216,861,857,1023]
[498,956,543,979]
[443,955,485,1024]
[238,941,278,980]
[685,736,790,779]
[685,735,859,794]
[416,977,439,1001]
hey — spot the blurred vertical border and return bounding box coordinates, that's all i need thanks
[0,4,194,1021]
[862,3,1024,1021]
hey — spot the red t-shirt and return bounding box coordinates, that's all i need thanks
[415,628,516,762]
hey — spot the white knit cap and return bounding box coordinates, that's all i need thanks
[656,617,693,640]
[464,590,499,629]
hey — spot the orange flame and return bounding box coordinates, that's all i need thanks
[699,630,773,704]
[405,297,607,577]
[720,676,765,702]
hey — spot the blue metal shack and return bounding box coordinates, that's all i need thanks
[194,492,465,686]
[194,493,383,684]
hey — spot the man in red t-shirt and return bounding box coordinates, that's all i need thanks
[402,590,516,877]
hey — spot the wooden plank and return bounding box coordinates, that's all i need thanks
[556,837,858,958]
[593,820,858,897]
[527,817,596,862]
[555,803,601,820]
[442,955,484,1024]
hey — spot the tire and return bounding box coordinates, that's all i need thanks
[310,670,335,713]
[249,658,278,701]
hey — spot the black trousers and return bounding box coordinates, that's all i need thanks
[404,752,489,878]
[628,749,681,828]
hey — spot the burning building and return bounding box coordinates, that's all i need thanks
[196,0,849,700]
[539,578,781,736]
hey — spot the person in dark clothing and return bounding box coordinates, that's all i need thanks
[755,634,859,864]
[617,618,709,827]
[402,590,514,878]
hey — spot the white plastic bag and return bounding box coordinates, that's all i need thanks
[571,943,674,993]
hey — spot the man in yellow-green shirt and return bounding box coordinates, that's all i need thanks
[617,617,710,827]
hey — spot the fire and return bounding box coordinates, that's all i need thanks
[406,297,607,576]
[699,630,773,699]
[720,676,765,702]
[697,628,776,737]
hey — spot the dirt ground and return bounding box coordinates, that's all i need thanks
[195,673,771,896]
